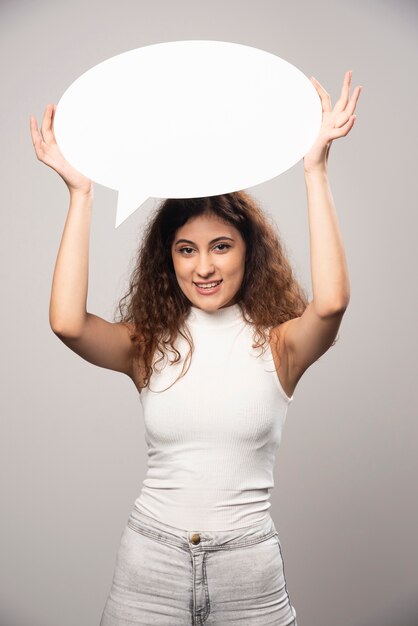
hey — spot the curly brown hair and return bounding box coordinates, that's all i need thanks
[113,191,310,391]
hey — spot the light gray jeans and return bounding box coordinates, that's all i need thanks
[100,505,298,625]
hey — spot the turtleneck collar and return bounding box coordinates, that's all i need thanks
[186,303,244,328]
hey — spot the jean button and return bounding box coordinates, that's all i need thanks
[191,533,201,545]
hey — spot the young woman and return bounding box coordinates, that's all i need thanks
[30,70,361,626]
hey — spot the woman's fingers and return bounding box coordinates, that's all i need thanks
[329,113,356,139]
[335,71,362,118]
[345,85,362,118]
[41,103,55,144]
[29,114,39,145]
[310,76,332,112]
[334,70,352,113]
[30,114,45,158]
[51,104,57,138]
[312,71,362,121]
[30,105,58,163]
[335,88,361,128]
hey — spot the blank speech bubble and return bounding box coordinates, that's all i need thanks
[53,40,322,228]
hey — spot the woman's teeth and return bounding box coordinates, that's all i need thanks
[196,280,222,289]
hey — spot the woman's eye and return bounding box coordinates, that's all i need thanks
[179,244,231,255]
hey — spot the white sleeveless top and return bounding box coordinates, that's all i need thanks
[133,303,294,531]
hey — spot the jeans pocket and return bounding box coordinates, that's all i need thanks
[273,529,283,548]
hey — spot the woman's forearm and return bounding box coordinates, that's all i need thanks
[304,167,351,316]
[49,189,93,336]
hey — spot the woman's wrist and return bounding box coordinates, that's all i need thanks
[304,165,328,178]
[68,185,94,201]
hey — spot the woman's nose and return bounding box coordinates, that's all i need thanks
[195,256,215,276]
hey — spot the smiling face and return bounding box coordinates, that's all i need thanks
[171,212,246,311]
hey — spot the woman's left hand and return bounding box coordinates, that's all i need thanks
[303,70,362,173]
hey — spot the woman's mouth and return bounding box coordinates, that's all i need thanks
[194,279,223,295]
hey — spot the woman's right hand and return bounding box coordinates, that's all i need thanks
[30,103,93,195]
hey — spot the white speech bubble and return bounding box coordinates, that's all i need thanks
[53,40,322,228]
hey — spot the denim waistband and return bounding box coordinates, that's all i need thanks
[127,504,278,552]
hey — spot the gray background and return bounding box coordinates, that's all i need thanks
[1,0,417,625]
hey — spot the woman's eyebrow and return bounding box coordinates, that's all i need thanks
[175,236,234,245]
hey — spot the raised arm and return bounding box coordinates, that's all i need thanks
[276,70,362,387]
[30,104,136,378]
[49,188,93,336]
